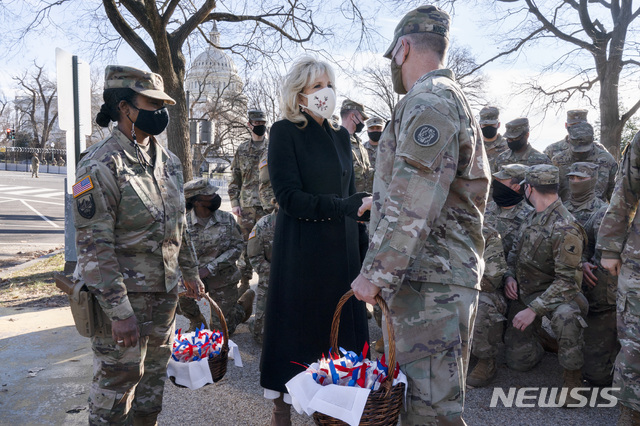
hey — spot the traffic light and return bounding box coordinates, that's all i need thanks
[10,129,15,139]
[5,128,10,140]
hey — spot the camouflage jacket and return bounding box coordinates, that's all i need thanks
[485,134,509,173]
[543,137,568,160]
[363,140,378,193]
[362,69,490,301]
[258,147,275,212]
[188,208,243,289]
[482,224,507,293]
[228,138,268,208]
[506,198,585,316]
[563,196,606,228]
[583,203,608,265]
[493,143,551,174]
[73,128,198,321]
[552,146,617,202]
[247,209,277,280]
[485,200,534,258]
[350,133,372,193]
[597,132,640,273]
[32,156,39,166]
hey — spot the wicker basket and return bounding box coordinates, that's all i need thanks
[312,290,405,426]
[170,292,229,386]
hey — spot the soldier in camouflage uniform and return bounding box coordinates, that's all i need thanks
[340,99,372,193]
[467,224,508,387]
[503,165,587,406]
[179,178,254,337]
[552,121,617,202]
[597,130,640,424]
[74,65,204,425]
[485,164,533,257]
[563,162,606,226]
[581,203,620,387]
[364,116,384,194]
[257,148,275,214]
[247,200,277,344]
[31,155,40,178]
[544,109,589,159]
[479,106,509,173]
[228,109,269,296]
[351,6,490,424]
[493,117,551,173]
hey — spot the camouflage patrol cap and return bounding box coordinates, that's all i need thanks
[104,65,175,105]
[366,116,385,128]
[341,99,369,120]
[248,109,267,122]
[184,178,218,200]
[567,162,598,179]
[568,122,594,153]
[523,164,559,186]
[383,5,450,59]
[504,117,530,139]
[492,163,528,181]
[479,106,500,125]
[566,109,588,125]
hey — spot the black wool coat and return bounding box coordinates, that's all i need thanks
[259,114,370,393]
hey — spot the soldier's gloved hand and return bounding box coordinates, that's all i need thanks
[337,192,372,221]
[112,315,139,348]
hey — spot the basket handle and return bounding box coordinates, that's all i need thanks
[329,289,397,395]
[179,291,229,348]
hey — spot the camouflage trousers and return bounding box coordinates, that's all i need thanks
[613,264,640,411]
[471,291,507,359]
[88,291,178,425]
[236,206,266,292]
[383,281,478,425]
[179,283,245,337]
[249,275,268,344]
[505,298,586,372]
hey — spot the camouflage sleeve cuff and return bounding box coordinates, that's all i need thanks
[102,298,135,321]
[600,250,622,260]
[528,299,547,317]
[181,266,199,282]
[230,199,240,208]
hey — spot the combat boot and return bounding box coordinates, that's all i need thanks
[270,395,292,426]
[537,328,559,353]
[561,369,583,407]
[618,404,640,425]
[188,313,207,332]
[238,289,255,323]
[466,358,497,388]
[238,275,251,298]
[132,411,159,426]
[374,336,385,354]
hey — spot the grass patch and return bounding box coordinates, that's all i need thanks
[0,252,68,308]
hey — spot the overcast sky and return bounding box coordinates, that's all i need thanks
[1,1,638,151]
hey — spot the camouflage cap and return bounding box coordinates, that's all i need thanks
[479,106,500,125]
[248,109,267,122]
[566,109,588,125]
[568,122,594,153]
[492,163,528,181]
[523,164,559,186]
[383,5,450,59]
[503,117,530,139]
[104,65,175,105]
[366,116,385,128]
[341,99,369,120]
[184,178,218,200]
[567,162,598,179]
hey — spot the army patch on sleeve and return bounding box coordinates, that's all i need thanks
[259,158,268,169]
[413,125,439,147]
[76,194,96,219]
[72,176,94,198]
[248,228,256,240]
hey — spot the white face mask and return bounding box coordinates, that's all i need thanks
[300,86,336,120]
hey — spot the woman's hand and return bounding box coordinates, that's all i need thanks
[358,196,372,218]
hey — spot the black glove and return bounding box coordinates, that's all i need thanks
[336,192,371,221]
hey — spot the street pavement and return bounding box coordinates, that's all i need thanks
[0,170,65,264]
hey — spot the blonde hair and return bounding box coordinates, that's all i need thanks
[279,56,338,129]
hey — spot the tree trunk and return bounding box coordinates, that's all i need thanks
[165,83,193,182]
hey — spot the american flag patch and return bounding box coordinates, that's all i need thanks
[72,176,94,198]
[259,158,268,169]
[248,228,256,240]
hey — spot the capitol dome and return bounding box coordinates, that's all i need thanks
[186,22,244,98]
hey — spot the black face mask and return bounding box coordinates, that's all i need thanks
[523,184,534,208]
[353,117,365,134]
[207,194,222,211]
[507,135,527,152]
[368,131,382,142]
[492,180,524,207]
[482,126,498,139]
[129,104,169,136]
[252,124,267,137]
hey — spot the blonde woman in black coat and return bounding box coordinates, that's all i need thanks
[260,56,370,425]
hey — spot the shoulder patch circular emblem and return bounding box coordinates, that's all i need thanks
[77,194,96,220]
[413,125,439,147]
